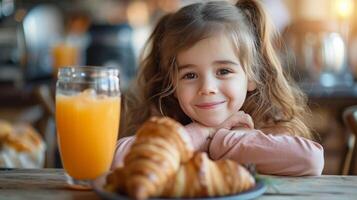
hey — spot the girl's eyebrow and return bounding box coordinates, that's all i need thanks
[178,64,195,71]
[214,60,239,66]
[178,60,239,71]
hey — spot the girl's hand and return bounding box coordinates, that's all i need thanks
[185,111,253,145]
[187,111,254,138]
[220,111,254,130]
[184,112,254,152]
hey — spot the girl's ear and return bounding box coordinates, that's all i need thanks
[247,80,257,91]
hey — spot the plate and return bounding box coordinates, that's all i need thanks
[92,173,267,200]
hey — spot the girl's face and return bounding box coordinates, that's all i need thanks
[175,33,256,127]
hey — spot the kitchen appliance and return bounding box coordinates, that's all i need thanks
[0,4,63,86]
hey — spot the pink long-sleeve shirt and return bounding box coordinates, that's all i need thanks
[112,124,324,176]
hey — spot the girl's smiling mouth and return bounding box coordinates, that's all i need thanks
[195,101,226,109]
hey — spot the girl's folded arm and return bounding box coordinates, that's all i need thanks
[208,128,324,176]
[111,136,136,169]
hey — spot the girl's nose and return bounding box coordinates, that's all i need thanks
[198,78,218,95]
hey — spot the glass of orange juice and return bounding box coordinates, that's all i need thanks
[55,66,120,189]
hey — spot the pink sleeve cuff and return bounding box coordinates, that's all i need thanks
[111,136,136,169]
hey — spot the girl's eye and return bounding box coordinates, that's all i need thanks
[182,72,197,80]
[217,68,232,76]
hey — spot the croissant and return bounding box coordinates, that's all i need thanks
[106,117,194,200]
[160,152,255,198]
[107,152,255,199]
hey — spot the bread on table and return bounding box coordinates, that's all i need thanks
[0,120,45,168]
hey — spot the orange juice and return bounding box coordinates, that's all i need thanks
[56,91,120,179]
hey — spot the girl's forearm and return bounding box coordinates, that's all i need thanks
[208,128,324,176]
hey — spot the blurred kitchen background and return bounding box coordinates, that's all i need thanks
[1,0,357,175]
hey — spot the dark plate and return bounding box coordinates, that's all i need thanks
[92,173,267,200]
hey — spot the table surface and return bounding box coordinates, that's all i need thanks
[0,168,356,200]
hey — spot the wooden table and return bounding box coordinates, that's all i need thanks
[1,168,356,200]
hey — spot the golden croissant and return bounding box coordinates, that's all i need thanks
[107,153,255,199]
[106,117,194,200]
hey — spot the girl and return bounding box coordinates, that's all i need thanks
[112,0,324,176]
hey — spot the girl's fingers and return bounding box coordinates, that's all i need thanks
[221,111,254,129]
[229,114,253,129]
[242,113,254,128]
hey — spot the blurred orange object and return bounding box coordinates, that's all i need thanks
[52,43,79,76]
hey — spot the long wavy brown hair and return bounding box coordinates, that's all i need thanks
[122,0,312,139]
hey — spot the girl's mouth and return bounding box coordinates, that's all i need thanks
[195,101,225,109]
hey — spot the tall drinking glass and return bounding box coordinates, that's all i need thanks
[56,66,120,189]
